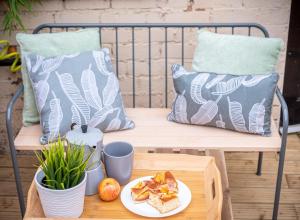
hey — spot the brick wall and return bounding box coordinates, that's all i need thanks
[0,0,291,153]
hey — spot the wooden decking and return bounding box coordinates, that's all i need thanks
[0,134,300,220]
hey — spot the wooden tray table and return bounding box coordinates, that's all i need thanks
[24,153,222,220]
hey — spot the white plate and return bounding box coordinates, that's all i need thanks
[120,176,192,218]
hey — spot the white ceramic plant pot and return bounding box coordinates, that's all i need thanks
[34,169,87,218]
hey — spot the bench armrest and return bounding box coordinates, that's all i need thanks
[6,84,24,143]
[275,86,289,140]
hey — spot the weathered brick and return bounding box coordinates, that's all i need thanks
[54,10,101,23]
[243,0,291,9]
[100,10,148,23]
[32,0,64,11]
[210,8,290,25]
[195,0,243,9]
[111,0,159,9]
[19,11,55,29]
[164,11,210,23]
[166,0,243,10]
[64,0,110,10]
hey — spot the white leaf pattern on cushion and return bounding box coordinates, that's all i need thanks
[242,75,271,87]
[103,74,119,106]
[216,114,225,128]
[93,50,112,75]
[171,64,192,79]
[71,105,81,126]
[48,91,63,141]
[121,118,135,129]
[191,73,210,104]
[212,76,246,95]
[249,98,266,133]
[55,71,90,124]
[33,80,49,112]
[32,55,44,73]
[227,97,247,132]
[40,56,64,76]
[105,108,121,131]
[81,64,103,110]
[205,75,226,89]
[191,100,218,125]
[89,106,114,128]
[173,91,189,123]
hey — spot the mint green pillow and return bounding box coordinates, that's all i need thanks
[192,30,283,75]
[16,29,100,126]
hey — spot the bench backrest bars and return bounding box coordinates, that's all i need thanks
[32,23,269,108]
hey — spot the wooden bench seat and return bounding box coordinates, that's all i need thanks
[15,108,281,152]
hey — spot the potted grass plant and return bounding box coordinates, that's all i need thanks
[34,137,91,217]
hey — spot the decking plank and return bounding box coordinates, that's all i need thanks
[232,203,297,220]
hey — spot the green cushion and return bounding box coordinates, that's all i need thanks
[16,29,101,126]
[192,30,283,75]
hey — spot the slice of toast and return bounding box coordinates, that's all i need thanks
[131,181,150,202]
[147,191,180,214]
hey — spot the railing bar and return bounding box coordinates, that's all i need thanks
[33,23,269,38]
[148,27,152,108]
[231,27,234,34]
[99,27,102,48]
[248,26,251,36]
[33,23,270,29]
[181,27,184,66]
[214,27,217,33]
[132,27,135,108]
[49,27,52,33]
[66,27,69,32]
[165,27,168,108]
[115,27,119,78]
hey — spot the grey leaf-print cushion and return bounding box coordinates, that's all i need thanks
[25,49,134,144]
[168,64,279,136]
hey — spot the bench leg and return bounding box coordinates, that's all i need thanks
[206,150,233,220]
[272,149,286,220]
[256,152,263,176]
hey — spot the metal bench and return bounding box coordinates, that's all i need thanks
[6,23,288,220]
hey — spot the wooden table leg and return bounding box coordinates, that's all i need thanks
[206,150,233,220]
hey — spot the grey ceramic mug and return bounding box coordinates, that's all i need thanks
[103,142,134,185]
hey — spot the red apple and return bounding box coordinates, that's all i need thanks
[98,178,121,201]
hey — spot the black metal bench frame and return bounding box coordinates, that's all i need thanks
[6,23,288,220]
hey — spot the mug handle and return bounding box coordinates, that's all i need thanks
[70,123,77,130]
[100,149,104,163]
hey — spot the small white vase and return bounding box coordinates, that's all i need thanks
[34,169,87,217]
